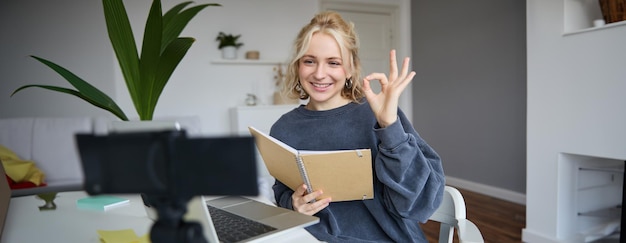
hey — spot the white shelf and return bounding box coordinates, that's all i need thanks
[562,0,626,36]
[578,205,621,219]
[563,20,626,36]
[579,164,625,174]
[211,59,285,65]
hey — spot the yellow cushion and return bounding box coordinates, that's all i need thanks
[0,145,45,185]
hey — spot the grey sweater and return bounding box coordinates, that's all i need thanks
[270,100,445,243]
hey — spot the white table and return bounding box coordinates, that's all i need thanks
[1,191,319,243]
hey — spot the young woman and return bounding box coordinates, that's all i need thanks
[270,11,445,242]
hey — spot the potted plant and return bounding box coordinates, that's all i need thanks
[11,0,220,121]
[215,32,243,59]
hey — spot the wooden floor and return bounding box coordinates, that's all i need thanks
[420,188,526,243]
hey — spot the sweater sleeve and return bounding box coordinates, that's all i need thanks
[374,110,445,223]
[273,180,295,210]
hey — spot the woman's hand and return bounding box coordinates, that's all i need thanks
[362,49,416,128]
[292,184,331,216]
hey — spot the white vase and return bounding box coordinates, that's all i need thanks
[221,46,237,59]
[107,120,181,133]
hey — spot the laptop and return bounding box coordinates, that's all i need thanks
[185,196,319,243]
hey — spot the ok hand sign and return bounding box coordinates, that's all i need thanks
[362,50,416,128]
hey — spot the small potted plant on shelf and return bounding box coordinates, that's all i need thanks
[216,32,243,59]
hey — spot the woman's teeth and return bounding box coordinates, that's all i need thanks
[312,83,331,88]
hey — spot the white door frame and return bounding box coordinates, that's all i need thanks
[320,0,413,122]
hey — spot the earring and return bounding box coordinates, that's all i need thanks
[344,77,353,89]
[296,81,308,99]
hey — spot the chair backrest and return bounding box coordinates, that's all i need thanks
[428,186,484,243]
[430,186,466,223]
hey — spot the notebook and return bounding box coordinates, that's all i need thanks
[76,195,130,211]
[0,160,11,239]
[248,126,374,201]
[185,195,319,243]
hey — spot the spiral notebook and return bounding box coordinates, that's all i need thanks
[248,126,374,202]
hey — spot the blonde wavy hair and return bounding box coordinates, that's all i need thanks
[281,11,364,102]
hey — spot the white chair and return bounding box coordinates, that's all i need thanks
[428,186,485,243]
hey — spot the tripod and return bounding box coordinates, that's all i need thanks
[145,194,208,243]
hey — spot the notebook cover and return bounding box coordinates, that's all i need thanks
[249,126,373,201]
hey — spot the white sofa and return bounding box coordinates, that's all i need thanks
[0,116,202,197]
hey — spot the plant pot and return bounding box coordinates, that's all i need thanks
[221,46,237,59]
[108,120,181,132]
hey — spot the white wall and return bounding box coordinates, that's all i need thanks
[0,0,317,135]
[524,1,626,242]
[0,0,116,119]
[1,0,412,137]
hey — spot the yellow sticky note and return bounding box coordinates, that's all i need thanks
[137,234,150,243]
[97,229,150,243]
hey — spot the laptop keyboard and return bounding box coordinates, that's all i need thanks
[207,204,277,243]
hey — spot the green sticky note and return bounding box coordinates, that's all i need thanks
[76,195,129,211]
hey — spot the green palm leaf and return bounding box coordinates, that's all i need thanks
[137,0,164,120]
[162,2,194,35]
[135,1,219,120]
[11,85,128,121]
[103,0,141,111]
[11,56,129,121]
[162,3,219,52]
[142,37,195,120]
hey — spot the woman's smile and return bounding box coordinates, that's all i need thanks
[310,82,333,90]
